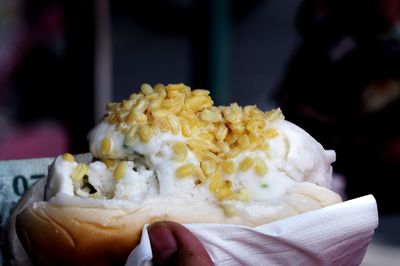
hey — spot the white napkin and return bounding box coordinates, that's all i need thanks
[126,195,378,266]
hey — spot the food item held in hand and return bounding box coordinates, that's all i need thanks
[16,83,341,265]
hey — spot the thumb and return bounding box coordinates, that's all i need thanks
[148,221,213,266]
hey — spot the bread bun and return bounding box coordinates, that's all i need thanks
[16,178,340,266]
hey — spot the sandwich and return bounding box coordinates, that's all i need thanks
[15,83,341,265]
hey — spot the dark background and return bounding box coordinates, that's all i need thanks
[0,1,400,262]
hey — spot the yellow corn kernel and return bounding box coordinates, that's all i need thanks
[187,138,210,151]
[243,105,255,116]
[187,119,202,133]
[154,83,166,98]
[215,180,233,200]
[194,168,207,183]
[255,118,266,129]
[209,142,220,153]
[245,120,258,133]
[126,110,138,125]
[248,133,260,150]
[192,89,210,96]
[265,108,284,122]
[136,113,148,123]
[225,133,238,145]
[71,163,88,181]
[141,83,153,95]
[221,160,236,174]
[114,161,128,180]
[249,106,264,117]
[172,142,188,162]
[217,141,230,154]
[103,159,115,168]
[151,109,170,118]
[179,110,196,121]
[106,102,118,112]
[101,137,112,156]
[214,124,228,141]
[162,95,184,112]
[138,124,153,143]
[148,97,163,111]
[145,92,159,101]
[199,109,222,122]
[209,171,223,192]
[193,150,220,162]
[200,160,217,176]
[106,113,119,124]
[198,132,214,142]
[132,98,149,112]
[258,142,269,152]
[166,83,187,92]
[238,134,250,149]
[180,119,192,137]
[62,153,75,162]
[175,163,195,178]
[239,157,254,171]
[166,115,180,134]
[225,146,241,159]
[129,93,138,101]
[229,123,245,135]
[162,98,177,109]
[167,89,183,98]
[185,95,212,112]
[222,105,242,123]
[122,99,133,110]
[203,122,216,132]
[172,152,186,162]
[125,125,139,146]
[254,157,268,176]
[264,128,279,138]
[154,117,170,132]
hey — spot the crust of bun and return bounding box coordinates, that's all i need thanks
[16,181,341,266]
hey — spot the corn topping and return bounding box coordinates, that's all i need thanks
[172,142,188,162]
[103,83,285,201]
[200,160,217,176]
[176,163,195,178]
[239,157,255,171]
[254,157,268,176]
[114,161,128,180]
[71,163,88,181]
[62,153,75,162]
[101,137,112,156]
[103,159,115,168]
[221,160,236,174]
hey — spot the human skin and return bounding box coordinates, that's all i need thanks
[148,222,214,266]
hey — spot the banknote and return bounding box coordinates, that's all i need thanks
[0,154,92,265]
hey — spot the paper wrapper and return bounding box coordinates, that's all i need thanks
[127,195,378,266]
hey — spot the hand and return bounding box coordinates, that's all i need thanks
[148,221,214,266]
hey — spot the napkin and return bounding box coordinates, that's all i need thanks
[126,195,378,266]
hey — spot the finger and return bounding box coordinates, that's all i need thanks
[148,221,213,266]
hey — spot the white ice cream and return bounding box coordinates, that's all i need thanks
[45,84,336,216]
[47,119,333,204]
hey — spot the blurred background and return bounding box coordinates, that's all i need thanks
[0,0,399,264]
